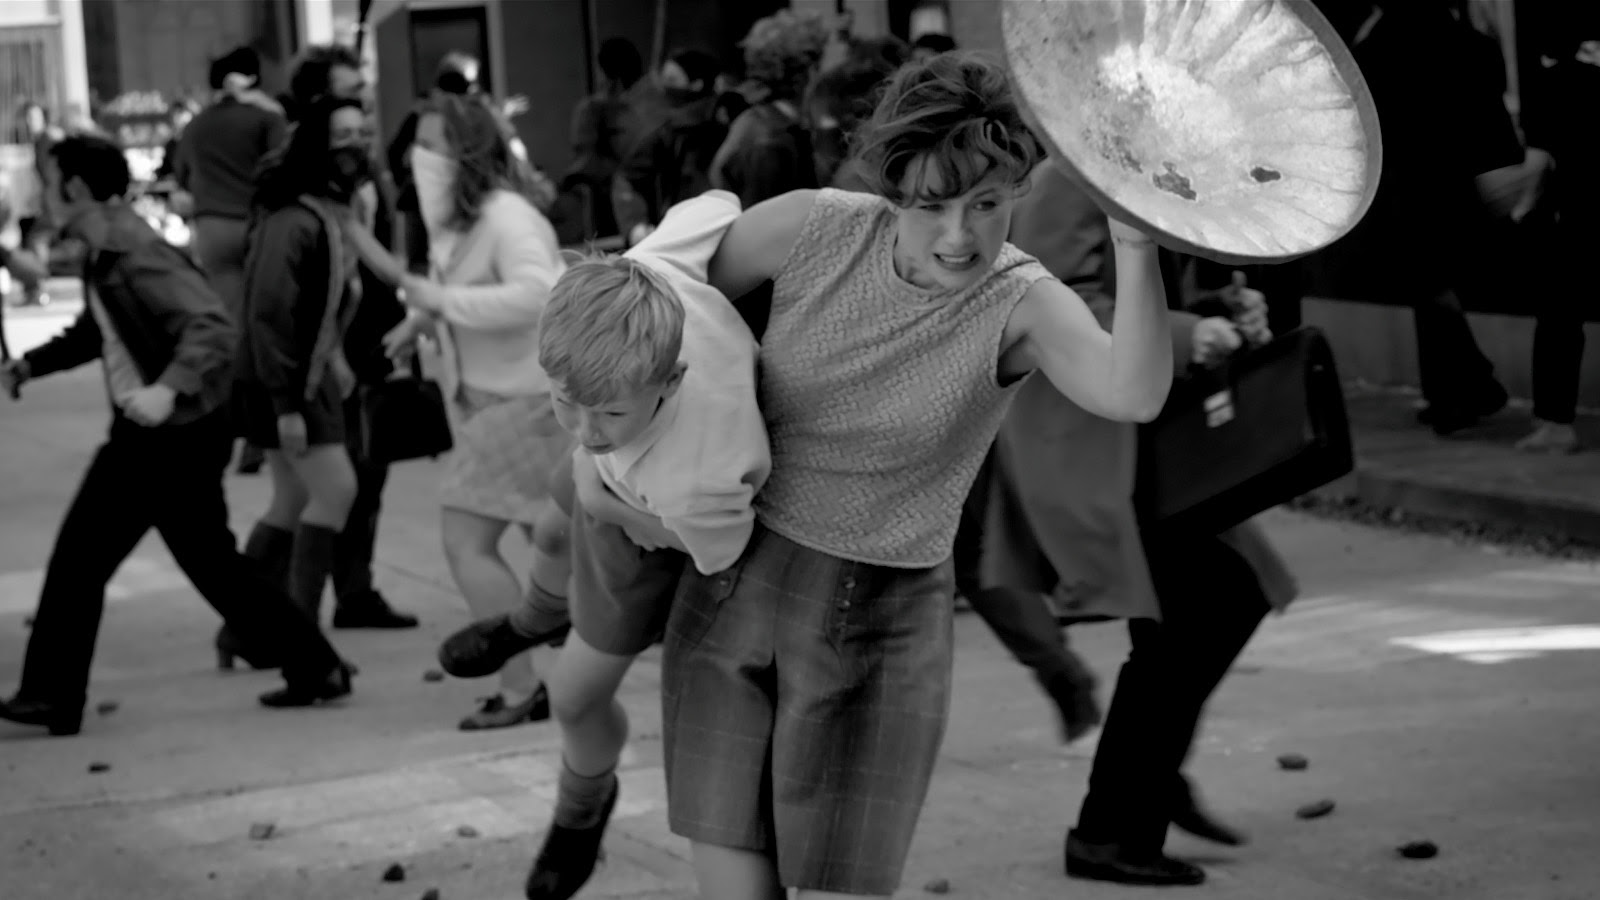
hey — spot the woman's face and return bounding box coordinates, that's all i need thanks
[328,106,370,151]
[414,111,452,157]
[892,159,1019,293]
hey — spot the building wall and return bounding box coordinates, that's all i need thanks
[81,0,299,104]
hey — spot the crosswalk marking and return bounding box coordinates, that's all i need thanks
[145,747,664,874]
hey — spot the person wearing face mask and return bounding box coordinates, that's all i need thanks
[345,93,568,732]
[616,48,726,244]
[227,96,377,669]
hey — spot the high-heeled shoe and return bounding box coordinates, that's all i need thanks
[258,662,354,708]
[215,626,282,671]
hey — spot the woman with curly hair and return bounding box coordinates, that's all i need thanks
[348,93,570,732]
[663,53,1174,899]
[708,9,830,207]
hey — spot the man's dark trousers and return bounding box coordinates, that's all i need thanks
[18,410,341,709]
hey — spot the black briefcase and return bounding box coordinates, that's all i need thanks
[1134,326,1353,535]
[354,357,455,466]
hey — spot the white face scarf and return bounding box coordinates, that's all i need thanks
[410,144,460,272]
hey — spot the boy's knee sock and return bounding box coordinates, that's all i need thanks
[554,758,618,829]
[511,578,571,638]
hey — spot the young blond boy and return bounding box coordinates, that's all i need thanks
[436,190,768,900]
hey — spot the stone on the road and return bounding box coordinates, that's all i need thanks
[422,669,445,683]
[382,862,407,883]
[87,762,110,774]
[248,822,276,841]
[1398,840,1439,859]
[1295,799,1336,820]
[420,890,441,900]
[1277,753,1309,771]
[923,877,951,893]
[455,825,479,838]
[96,700,119,716]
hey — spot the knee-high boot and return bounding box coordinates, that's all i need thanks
[288,524,342,625]
[216,522,298,670]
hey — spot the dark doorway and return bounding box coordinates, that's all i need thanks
[409,4,492,96]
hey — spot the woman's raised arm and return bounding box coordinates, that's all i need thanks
[1002,222,1174,423]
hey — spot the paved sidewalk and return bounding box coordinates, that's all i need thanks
[1330,387,1600,545]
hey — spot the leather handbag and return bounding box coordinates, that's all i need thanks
[1134,326,1353,535]
[354,355,454,465]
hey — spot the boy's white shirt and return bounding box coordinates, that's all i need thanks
[591,190,772,575]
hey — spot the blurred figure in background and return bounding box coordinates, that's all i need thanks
[176,47,288,323]
[708,10,829,208]
[616,48,725,244]
[10,100,63,307]
[566,38,649,239]
[803,36,908,189]
[1516,8,1600,453]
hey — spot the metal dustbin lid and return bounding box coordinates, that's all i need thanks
[1000,0,1382,264]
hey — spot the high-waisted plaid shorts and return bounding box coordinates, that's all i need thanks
[661,522,955,895]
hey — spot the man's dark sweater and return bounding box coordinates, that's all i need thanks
[176,98,286,220]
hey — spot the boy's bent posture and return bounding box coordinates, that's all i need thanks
[436,191,768,900]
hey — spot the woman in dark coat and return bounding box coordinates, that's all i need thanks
[971,158,1298,887]
[226,96,374,666]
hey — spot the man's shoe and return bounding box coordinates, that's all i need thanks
[259,662,355,708]
[1065,831,1206,887]
[332,591,420,630]
[1171,779,1246,847]
[525,777,620,900]
[0,695,84,736]
[439,614,569,679]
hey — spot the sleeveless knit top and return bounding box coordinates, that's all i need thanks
[756,189,1053,568]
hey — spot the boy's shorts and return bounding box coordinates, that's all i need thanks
[551,453,687,657]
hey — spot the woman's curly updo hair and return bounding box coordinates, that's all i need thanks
[855,53,1041,207]
[741,10,831,102]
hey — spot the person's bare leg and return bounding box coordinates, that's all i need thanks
[441,508,540,701]
[517,502,573,637]
[691,843,785,900]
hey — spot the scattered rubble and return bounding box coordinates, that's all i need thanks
[95,701,120,716]
[455,825,479,839]
[1398,840,1439,860]
[382,863,407,883]
[1295,799,1336,820]
[923,877,951,894]
[87,762,111,774]
[422,670,446,683]
[248,822,276,841]
[1277,753,1309,771]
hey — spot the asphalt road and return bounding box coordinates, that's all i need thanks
[2,315,1597,900]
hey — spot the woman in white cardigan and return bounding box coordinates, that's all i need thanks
[349,94,572,730]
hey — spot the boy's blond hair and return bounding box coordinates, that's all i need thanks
[539,255,686,406]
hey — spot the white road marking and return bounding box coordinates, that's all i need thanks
[1393,625,1600,664]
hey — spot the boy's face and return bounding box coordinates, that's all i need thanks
[551,366,686,456]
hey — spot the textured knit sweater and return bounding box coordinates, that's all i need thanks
[756,189,1051,568]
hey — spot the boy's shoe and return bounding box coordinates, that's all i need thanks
[439,614,570,679]
[458,687,550,731]
[525,777,620,900]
